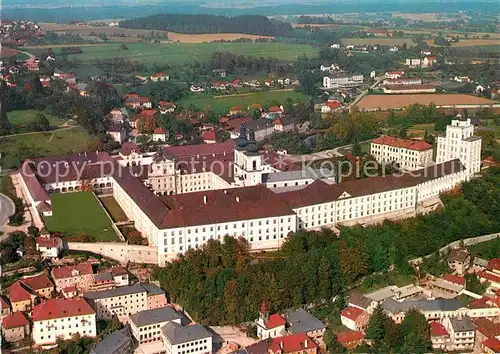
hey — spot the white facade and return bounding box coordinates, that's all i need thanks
[33,312,96,346]
[84,286,148,320]
[162,324,212,354]
[442,317,475,351]
[436,119,482,179]
[370,139,433,170]
[323,74,364,89]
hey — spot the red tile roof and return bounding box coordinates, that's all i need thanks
[201,129,217,142]
[2,311,29,329]
[478,270,500,283]
[19,160,50,203]
[430,322,449,337]
[265,314,286,329]
[326,101,341,109]
[110,267,128,276]
[33,298,95,321]
[52,263,93,280]
[120,142,141,156]
[230,106,243,112]
[483,337,500,353]
[469,296,493,309]
[162,140,234,159]
[0,296,10,310]
[341,306,366,322]
[372,135,432,151]
[274,118,283,126]
[36,236,61,248]
[152,72,168,77]
[36,201,52,213]
[473,317,500,337]
[223,117,253,131]
[269,106,282,113]
[154,127,167,134]
[269,333,318,353]
[8,282,32,303]
[337,330,365,344]
[139,97,151,103]
[20,274,53,291]
[487,258,500,271]
[63,286,78,293]
[443,274,465,286]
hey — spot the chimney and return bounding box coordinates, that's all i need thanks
[304,340,308,349]
[235,196,240,203]
[280,342,284,350]
[203,196,207,204]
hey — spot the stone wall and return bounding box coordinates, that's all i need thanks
[66,242,158,265]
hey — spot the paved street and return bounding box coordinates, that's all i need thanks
[0,193,15,228]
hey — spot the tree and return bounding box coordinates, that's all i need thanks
[352,139,362,156]
[328,107,378,144]
[24,235,37,255]
[465,273,487,294]
[365,305,389,344]
[120,43,128,50]
[137,116,156,134]
[399,126,408,139]
[298,70,318,96]
[400,310,432,354]
[338,240,369,283]
[27,226,40,237]
[30,113,50,132]
[0,81,12,136]
[284,98,294,113]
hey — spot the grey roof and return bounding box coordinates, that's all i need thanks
[161,322,211,345]
[285,308,325,334]
[262,168,335,184]
[348,291,373,310]
[446,249,469,262]
[84,283,146,300]
[242,339,271,354]
[141,283,164,296]
[90,328,132,354]
[463,136,482,142]
[449,316,474,332]
[94,273,113,282]
[365,286,398,302]
[243,119,274,132]
[130,306,180,327]
[381,298,466,315]
[473,257,488,267]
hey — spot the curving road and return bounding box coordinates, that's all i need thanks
[0,193,15,229]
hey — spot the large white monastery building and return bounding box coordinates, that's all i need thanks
[19,121,481,265]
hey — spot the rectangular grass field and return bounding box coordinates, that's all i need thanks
[26,42,319,66]
[8,110,64,129]
[179,90,310,115]
[44,191,119,241]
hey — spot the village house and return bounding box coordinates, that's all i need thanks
[153,127,168,142]
[2,311,30,343]
[51,263,94,293]
[256,302,286,339]
[151,72,169,82]
[201,128,217,144]
[430,321,450,350]
[337,331,365,350]
[286,308,325,338]
[277,77,290,86]
[129,306,181,344]
[321,100,342,113]
[442,316,475,351]
[385,71,404,79]
[446,249,471,275]
[268,333,318,354]
[229,106,243,116]
[107,123,127,144]
[159,101,176,114]
[36,235,63,259]
[89,273,116,292]
[430,274,466,297]
[482,337,500,354]
[32,298,97,346]
[8,274,54,313]
[341,306,370,331]
[24,57,40,71]
[478,258,500,293]
[53,72,76,84]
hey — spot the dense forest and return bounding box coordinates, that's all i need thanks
[156,167,500,328]
[120,14,293,37]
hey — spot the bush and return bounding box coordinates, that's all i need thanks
[66,233,97,242]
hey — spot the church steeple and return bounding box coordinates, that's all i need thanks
[259,300,269,322]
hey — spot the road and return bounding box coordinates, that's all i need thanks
[347,76,385,110]
[0,193,15,229]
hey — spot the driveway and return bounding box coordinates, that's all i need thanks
[0,193,15,229]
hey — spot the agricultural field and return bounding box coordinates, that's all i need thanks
[44,191,119,241]
[426,39,500,47]
[340,37,416,47]
[356,94,498,111]
[407,123,435,139]
[0,127,90,169]
[8,110,64,129]
[25,42,318,66]
[179,90,309,115]
[39,23,274,43]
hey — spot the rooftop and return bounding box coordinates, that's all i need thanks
[430,322,449,337]
[372,135,432,151]
[269,333,318,353]
[84,283,147,300]
[265,314,286,329]
[285,308,325,334]
[33,298,95,321]
[90,328,132,354]
[449,316,474,332]
[381,298,466,315]
[161,322,211,345]
[337,330,365,344]
[341,306,366,322]
[2,311,29,329]
[52,263,93,280]
[19,274,53,291]
[472,317,500,337]
[130,306,180,327]
[447,249,470,262]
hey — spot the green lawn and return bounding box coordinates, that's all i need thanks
[180,90,310,115]
[100,196,128,222]
[8,110,64,129]
[0,127,90,169]
[408,123,435,139]
[44,191,119,241]
[30,42,319,67]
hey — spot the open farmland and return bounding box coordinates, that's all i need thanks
[179,90,309,115]
[426,39,500,47]
[40,23,274,43]
[357,94,498,111]
[25,42,318,66]
[341,38,416,47]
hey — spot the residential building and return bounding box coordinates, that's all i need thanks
[110,267,129,287]
[2,311,30,343]
[90,273,116,292]
[151,72,169,82]
[107,123,127,144]
[337,331,365,350]
[36,236,63,258]
[430,274,466,297]
[84,284,148,320]
[446,248,471,275]
[341,306,369,331]
[130,306,181,344]
[153,127,169,142]
[323,74,364,89]
[256,302,286,339]
[320,63,340,72]
[383,78,422,86]
[430,321,450,350]
[18,274,54,299]
[405,56,436,68]
[159,101,176,114]
[161,322,212,354]
[268,333,318,354]
[52,263,94,292]
[478,258,500,293]
[201,129,217,144]
[8,275,54,312]
[482,337,500,354]
[321,100,341,113]
[90,328,133,354]
[468,296,500,319]
[370,136,433,170]
[32,298,96,346]
[285,308,325,338]
[436,118,482,180]
[8,282,34,313]
[381,298,468,323]
[442,316,475,351]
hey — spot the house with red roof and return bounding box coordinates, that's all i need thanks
[150,72,169,82]
[430,321,450,350]
[431,274,466,296]
[269,105,283,115]
[201,128,217,144]
[256,302,286,339]
[2,311,30,343]
[159,101,176,114]
[370,135,433,171]
[321,100,341,113]
[36,235,63,259]
[153,127,168,142]
[483,337,500,354]
[8,275,54,312]
[337,330,365,349]
[24,57,40,71]
[51,263,94,292]
[32,298,97,346]
[340,306,370,331]
[269,333,318,354]
[478,258,500,293]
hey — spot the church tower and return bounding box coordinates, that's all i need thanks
[233,127,264,186]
